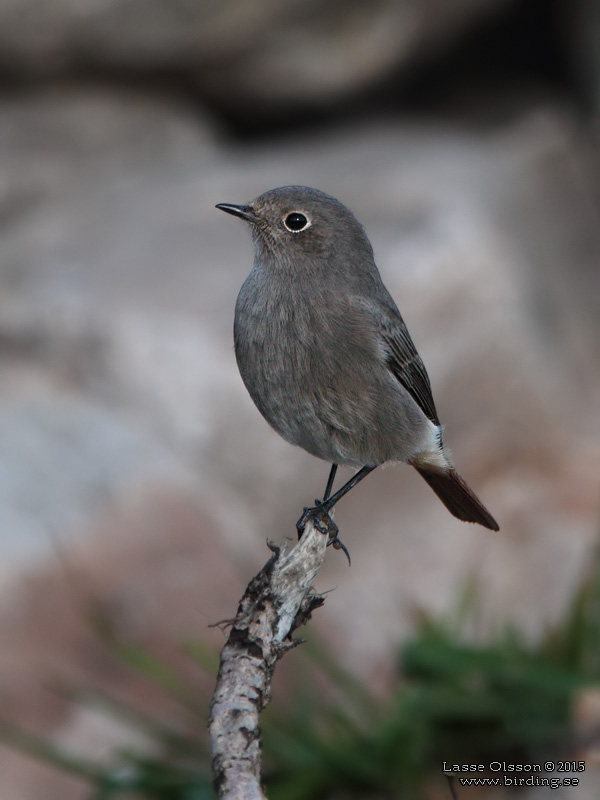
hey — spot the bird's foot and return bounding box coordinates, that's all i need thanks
[296,501,351,566]
[296,500,337,537]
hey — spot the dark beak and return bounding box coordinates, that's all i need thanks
[216,203,258,223]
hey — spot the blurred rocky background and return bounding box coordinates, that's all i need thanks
[1,0,600,797]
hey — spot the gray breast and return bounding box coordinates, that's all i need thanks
[234,271,430,466]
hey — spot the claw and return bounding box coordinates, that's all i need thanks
[295,503,351,565]
[329,535,351,566]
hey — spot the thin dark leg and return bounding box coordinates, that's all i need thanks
[320,465,376,513]
[296,465,378,564]
[322,464,338,502]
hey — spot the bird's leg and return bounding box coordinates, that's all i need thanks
[322,463,338,502]
[319,465,377,514]
[297,465,376,533]
[296,463,340,541]
[296,465,377,564]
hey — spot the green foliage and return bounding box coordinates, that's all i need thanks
[2,546,600,799]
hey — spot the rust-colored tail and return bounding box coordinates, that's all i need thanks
[414,466,499,531]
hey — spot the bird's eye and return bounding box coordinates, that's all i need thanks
[283,212,310,232]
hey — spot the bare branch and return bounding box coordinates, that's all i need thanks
[209,520,329,799]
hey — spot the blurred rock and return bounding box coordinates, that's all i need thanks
[194,0,510,114]
[0,87,598,599]
[0,0,509,112]
[0,486,236,800]
[0,393,195,585]
[1,88,600,797]
[571,0,600,120]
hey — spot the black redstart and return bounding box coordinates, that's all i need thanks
[217,186,499,540]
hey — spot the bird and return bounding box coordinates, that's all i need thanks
[217,186,499,544]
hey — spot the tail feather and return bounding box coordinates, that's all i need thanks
[414,466,499,531]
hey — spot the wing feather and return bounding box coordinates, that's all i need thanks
[381,319,440,426]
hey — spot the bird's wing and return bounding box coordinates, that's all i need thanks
[382,328,439,424]
[378,312,440,426]
[340,291,440,426]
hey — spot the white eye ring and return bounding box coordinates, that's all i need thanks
[283,211,311,233]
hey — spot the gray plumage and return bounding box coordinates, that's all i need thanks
[217,186,498,531]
